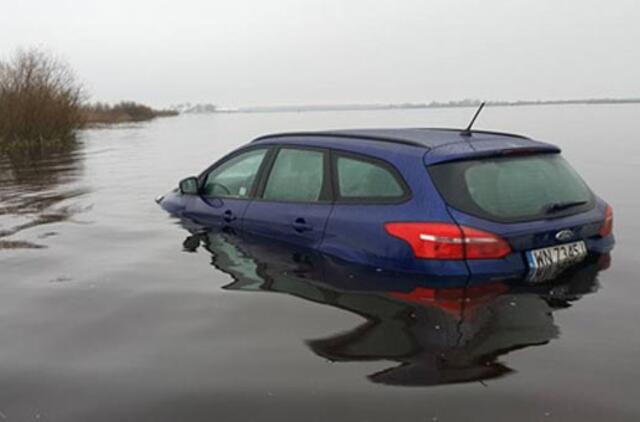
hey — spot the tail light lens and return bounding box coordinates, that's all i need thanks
[384,222,511,260]
[462,226,513,259]
[599,204,613,237]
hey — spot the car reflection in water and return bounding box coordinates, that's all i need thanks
[180,223,611,387]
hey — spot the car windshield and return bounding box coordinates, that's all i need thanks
[428,153,593,222]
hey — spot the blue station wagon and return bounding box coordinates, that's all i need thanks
[157,128,615,284]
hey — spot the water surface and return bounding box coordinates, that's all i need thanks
[0,105,638,421]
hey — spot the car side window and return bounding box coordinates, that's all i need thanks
[336,155,406,200]
[262,148,326,202]
[203,148,267,198]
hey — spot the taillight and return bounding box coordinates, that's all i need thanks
[599,204,613,237]
[384,222,511,260]
[462,226,513,259]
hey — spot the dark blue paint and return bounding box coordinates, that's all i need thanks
[183,195,250,233]
[158,128,615,284]
[243,201,333,250]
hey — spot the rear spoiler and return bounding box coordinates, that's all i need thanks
[423,140,561,166]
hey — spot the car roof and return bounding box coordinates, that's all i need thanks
[251,128,561,165]
[252,128,528,148]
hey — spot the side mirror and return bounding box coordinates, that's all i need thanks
[179,176,199,195]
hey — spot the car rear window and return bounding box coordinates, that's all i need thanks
[428,153,594,222]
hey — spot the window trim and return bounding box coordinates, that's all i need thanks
[195,143,412,205]
[254,144,333,204]
[197,145,273,200]
[330,150,412,205]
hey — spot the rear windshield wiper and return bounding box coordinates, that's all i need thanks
[544,200,588,214]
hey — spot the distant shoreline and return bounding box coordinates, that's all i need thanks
[173,98,640,114]
[83,102,178,125]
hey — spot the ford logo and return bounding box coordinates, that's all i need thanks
[555,229,575,242]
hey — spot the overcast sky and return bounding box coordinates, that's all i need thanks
[1,0,638,107]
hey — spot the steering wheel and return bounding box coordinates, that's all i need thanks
[209,182,231,196]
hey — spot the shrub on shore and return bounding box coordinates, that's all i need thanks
[83,101,178,125]
[0,48,179,156]
[0,48,84,152]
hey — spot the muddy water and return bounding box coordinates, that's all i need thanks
[0,105,638,421]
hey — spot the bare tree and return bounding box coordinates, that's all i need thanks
[0,48,85,150]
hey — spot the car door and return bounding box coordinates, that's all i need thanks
[183,147,269,232]
[243,145,333,250]
[318,150,463,275]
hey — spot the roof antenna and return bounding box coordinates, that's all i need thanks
[460,101,485,137]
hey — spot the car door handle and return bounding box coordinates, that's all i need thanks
[223,210,236,223]
[292,218,313,233]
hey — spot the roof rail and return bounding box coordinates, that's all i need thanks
[426,127,531,140]
[251,132,426,148]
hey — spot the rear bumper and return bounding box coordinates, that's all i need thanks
[586,234,615,254]
[466,234,614,285]
[321,233,615,286]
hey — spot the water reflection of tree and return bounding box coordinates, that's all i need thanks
[0,138,87,249]
[180,229,605,388]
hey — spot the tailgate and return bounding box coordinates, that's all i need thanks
[426,151,612,280]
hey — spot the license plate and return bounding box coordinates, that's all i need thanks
[526,241,587,283]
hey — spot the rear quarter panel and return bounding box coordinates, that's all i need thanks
[319,148,469,280]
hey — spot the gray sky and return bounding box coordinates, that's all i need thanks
[1,0,638,107]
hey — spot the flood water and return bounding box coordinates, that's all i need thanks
[1,104,639,421]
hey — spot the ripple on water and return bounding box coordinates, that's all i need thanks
[0,139,91,249]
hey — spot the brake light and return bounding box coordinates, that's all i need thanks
[384,222,511,260]
[462,226,513,259]
[599,204,613,237]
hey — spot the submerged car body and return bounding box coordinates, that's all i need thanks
[177,226,607,386]
[158,127,615,284]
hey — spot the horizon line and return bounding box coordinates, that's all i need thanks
[170,96,640,113]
